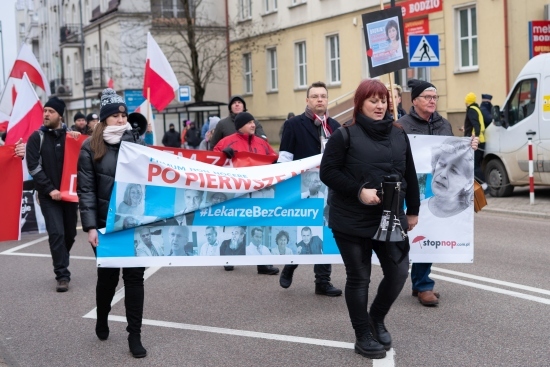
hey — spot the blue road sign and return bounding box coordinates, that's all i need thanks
[179,86,191,103]
[409,35,440,67]
[124,89,146,112]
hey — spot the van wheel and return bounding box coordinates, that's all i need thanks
[485,160,514,197]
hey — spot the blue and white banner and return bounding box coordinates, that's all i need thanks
[96,136,475,267]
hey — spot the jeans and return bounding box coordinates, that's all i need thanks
[39,195,78,280]
[96,267,145,335]
[333,230,409,337]
[282,264,331,284]
[410,263,435,292]
[474,142,485,182]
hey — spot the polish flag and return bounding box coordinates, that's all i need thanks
[106,74,114,89]
[143,32,179,112]
[5,73,43,145]
[0,78,21,116]
[135,99,157,145]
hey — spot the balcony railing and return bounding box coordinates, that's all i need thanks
[84,67,112,89]
[60,24,81,43]
[50,78,73,96]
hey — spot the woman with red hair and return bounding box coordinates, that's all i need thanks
[320,79,420,359]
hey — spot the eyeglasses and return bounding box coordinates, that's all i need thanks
[417,95,439,102]
[309,94,328,100]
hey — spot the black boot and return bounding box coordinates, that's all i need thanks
[128,333,147,358]
[95,316,109,341]
[355,329,386,359]
[279,267,295,288]
[369,316,392,351]
[95,268,119,341]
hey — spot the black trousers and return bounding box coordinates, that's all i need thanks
[474,142,486,182]
[96,267,145,335]
[39,195,78,280]
[332,230,409,338]
[282,263,331,284]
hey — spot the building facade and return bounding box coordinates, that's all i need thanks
[15,0,229,135]
[228,0,550,141]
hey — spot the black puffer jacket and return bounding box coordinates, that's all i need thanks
[320,114,420,238]
[397,106,453,136]
[77,130,144,231]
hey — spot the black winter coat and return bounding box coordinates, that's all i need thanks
[77,130,144,231]
[320,114,420,238]
[162,129,181,148]
[279,112,341,161]
[26,126,68,197]
[398,107,453,136]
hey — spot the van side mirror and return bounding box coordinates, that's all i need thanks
[492,105,505,128]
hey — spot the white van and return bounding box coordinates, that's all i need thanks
[483,53,550,197]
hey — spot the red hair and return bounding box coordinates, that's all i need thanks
[352,79,391,124]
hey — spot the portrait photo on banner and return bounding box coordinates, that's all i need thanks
[300,168,326,199]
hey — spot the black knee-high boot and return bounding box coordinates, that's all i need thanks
[95,268,120,340]
[123,267,146,358]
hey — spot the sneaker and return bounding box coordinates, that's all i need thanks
[56,279,69,292]
[315,282,342,297]
[368,316,392,351]
[279,269,294,289]
[224,266,234,271]
[355,330,386,359]
[257,265,279,275]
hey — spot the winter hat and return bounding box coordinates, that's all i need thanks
[228,95,247,112]
[208,116,220,133]
[86,113,99,123]
[44,97,66,117]
[73,111,86,122]
[99,88,127,121]
[234,112,255,132]
[169,123,175,128]
[464,92,477,105]
[408,79,436,101]
[481,94,493,101]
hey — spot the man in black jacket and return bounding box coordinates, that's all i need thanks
[26,97,79,292]
[278,81,342,297]
[162,123,181,148]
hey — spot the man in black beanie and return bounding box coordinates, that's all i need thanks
[71,111,88,134]
[26,96,80,292]
[209,95,267,149]
[86,112,99,134]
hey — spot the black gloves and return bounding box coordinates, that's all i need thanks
[222,147,235,159]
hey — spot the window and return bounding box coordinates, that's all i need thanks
[104,42,110,68]
[504,79,537,127]
[456,6,477,70]
[74,52,80,84]
[265,0,277,13]
[154,0,195,18]
[295,42,307,88]
[86,47,91,69]
[267,48,278,91]
[401,67,430,89]
[85,0,90,24]
[291,0,306,5]
[326,35,340,84]
[66,56,72,83]
[93,45,99,72]
[243,53,252,94]
[239,0,252,20]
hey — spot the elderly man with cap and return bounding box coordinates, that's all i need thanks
[71,111,88,134]
[209,95,267,149]
[86,112,99,135]
[213,112,279,275]
[26,96,80,292]
[480,93,493,128]
[398,80,479,307]
[162,123,181,148]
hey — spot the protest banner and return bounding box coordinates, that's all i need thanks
[0,146,23,241]
[60,134,88,202]
[96,136,474,267]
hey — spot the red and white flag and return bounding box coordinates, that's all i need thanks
[0,111,9,132]
[135,99,157,145]
[0,43,50,116]
[106,73,114,89]
[143,32,179,112]
[5,73,43,145]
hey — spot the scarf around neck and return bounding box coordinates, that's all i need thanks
[305,105,332,138]
[103,122,132,144]
[355,113,394,141]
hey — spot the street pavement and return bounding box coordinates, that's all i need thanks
[0,185,549,366]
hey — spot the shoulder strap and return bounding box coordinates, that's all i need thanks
[338,126,350,150]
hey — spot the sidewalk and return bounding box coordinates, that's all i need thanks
[483,186,550,219]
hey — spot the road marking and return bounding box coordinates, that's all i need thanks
[82,267,161,319]
[1,253,95,260]
[429,273,550,305]
[0,236,48,254]
[431,266,550,296]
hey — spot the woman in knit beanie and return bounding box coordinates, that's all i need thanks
[77,88,148,358]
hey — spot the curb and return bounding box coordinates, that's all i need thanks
[482,207,550,219]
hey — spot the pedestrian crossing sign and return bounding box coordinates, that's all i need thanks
[409,35,439,67]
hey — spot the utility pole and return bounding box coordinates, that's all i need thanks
[79,0,87,114]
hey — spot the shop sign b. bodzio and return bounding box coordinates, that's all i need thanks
[387,0,443,20]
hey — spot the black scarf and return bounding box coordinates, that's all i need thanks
[354,113,394,141]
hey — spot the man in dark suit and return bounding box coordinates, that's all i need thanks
[296,227,323,255]
[278,81,342,297]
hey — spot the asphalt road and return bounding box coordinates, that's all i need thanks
[0,211,549,367]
